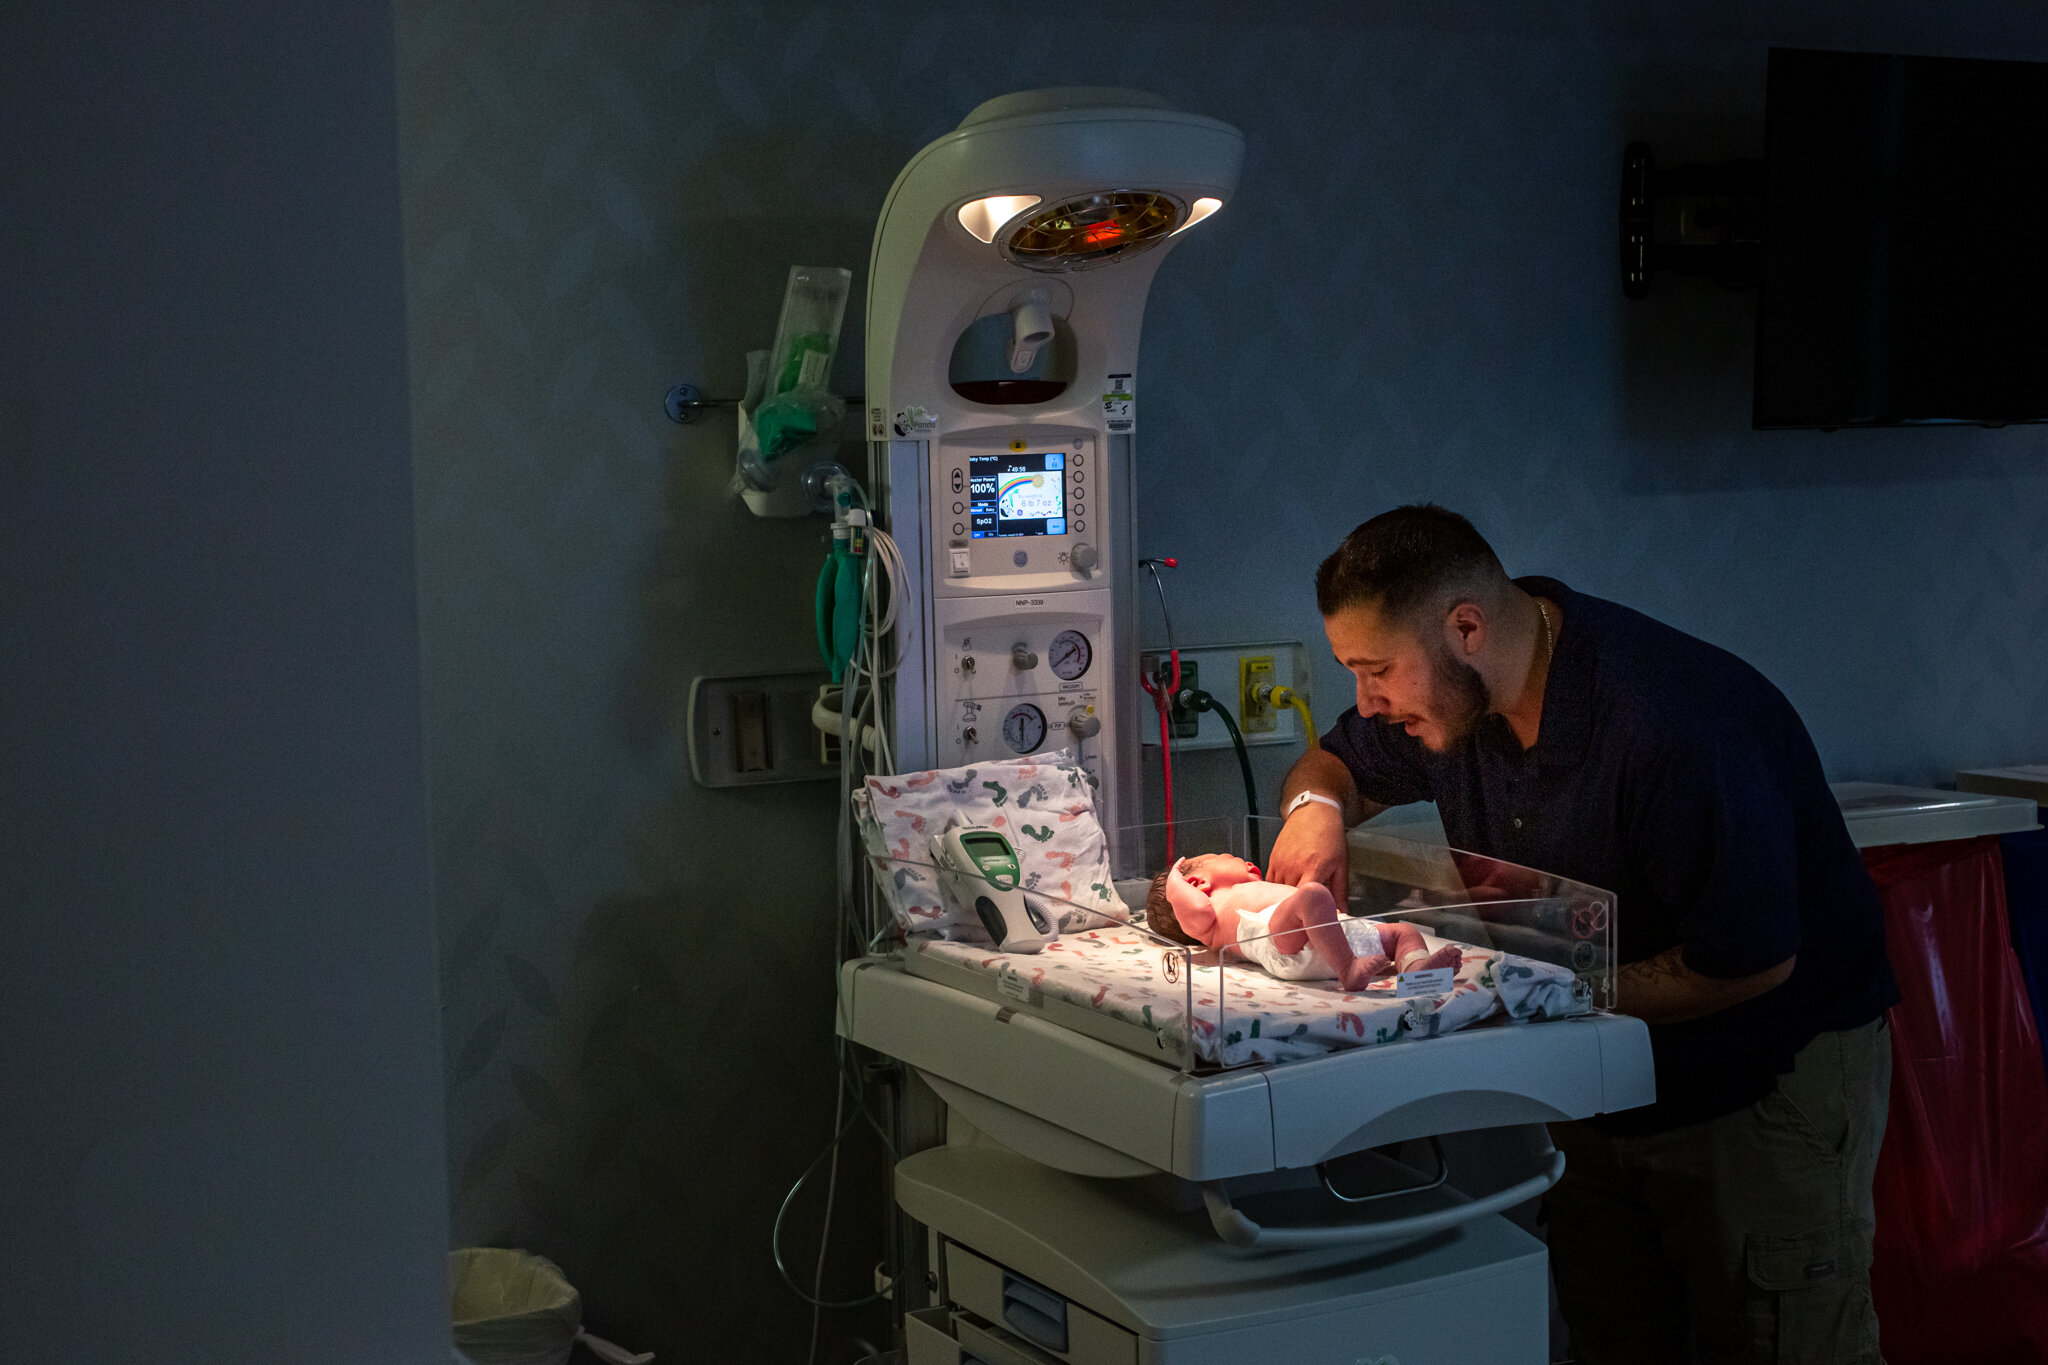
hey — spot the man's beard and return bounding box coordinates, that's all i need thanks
[1423,640,1491,751]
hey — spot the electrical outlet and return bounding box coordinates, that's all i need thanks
[1140,641,1305,751]
[1168,659,1201,739]
[1240,655,1277,733]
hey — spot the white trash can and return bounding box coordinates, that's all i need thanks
[449,1248,653,1365]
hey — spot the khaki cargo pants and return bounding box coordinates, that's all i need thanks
[1545,1018,1891,1365]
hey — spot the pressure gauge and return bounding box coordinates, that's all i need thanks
[1047,629,1092,680]
[1002,703,1048,754]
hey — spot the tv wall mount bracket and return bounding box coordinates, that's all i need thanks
[1620,142,1763,299]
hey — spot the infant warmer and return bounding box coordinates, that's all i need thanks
[864,88,1242,837]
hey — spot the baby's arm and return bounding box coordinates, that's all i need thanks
[1173,893,1219,947]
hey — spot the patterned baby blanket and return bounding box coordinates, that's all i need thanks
[910,925,1592,1068]
[854,748,1123,939]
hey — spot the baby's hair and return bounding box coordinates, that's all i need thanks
[1143,865,1200,946]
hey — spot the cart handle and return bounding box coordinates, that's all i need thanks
[1201,1141,1565,1250]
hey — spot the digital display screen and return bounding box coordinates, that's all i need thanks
[968,452,1066,538]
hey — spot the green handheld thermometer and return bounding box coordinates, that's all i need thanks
[930,824,1055,953]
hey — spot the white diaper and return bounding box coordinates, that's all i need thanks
[1232,905,1386,982]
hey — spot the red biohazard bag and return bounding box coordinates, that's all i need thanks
[1865,836,2048,1365]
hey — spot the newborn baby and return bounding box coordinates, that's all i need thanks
[1145,853,1462,991]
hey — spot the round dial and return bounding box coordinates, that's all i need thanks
[1002,703,1048,754]
[1047,630,1092,681]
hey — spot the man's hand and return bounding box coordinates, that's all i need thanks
[1266,803,1349,891]
[1270,747,1372,888]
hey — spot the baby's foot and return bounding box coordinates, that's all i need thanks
[1404,944,1463,975]
[1341,953,1394,991]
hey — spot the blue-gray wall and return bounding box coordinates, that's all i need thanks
[0,4,451,1363]
[395,3,2048,1360]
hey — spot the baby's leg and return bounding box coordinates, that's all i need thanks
[1270,884,1394,990]
[1265,881,1339,956]
[1269,879,1335,957]
[1383,921,1463,974]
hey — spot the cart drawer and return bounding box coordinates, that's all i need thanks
[943,1241,1136,1365]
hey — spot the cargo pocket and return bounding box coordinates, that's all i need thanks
[1757,1031,1852,1166]
[1744,1222,1878,1365]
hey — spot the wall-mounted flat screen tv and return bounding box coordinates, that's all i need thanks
[1755,47,2048,429]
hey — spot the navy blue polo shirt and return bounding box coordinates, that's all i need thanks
[1322,577,1898,1133]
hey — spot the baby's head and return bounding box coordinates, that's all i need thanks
[1178,853,1261,892]
[1144,864,1198,944]
[1143,854,1262,946]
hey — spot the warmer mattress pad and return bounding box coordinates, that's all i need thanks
[906,924,1591,1069]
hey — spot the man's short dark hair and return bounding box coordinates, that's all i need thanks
[1314,504,1509,625]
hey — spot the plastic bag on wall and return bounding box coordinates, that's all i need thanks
[1864,837,2048,1365]
[733,265,853,501]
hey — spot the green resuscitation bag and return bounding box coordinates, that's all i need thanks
[449,1248,653,1365]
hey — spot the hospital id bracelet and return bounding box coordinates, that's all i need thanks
[1282,790,1344,822]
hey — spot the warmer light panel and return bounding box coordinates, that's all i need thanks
[957,195,1043,244]
[1169,196,1224,235]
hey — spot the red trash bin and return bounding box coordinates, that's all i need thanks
[1864,835,2048,1365]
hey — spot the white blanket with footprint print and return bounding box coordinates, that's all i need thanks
[854,749,1123,940]
[911,926,1592,1067]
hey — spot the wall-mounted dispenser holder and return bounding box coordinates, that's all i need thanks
[661,379,865,517]
[659,378,851,517]
[664,382,867,427]
[686,669,838,785]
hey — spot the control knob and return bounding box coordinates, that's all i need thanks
[1011,644,1037,670]
[1067,708,1101,739]
[1070,542,1099,572]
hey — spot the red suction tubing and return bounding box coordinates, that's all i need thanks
[1138,556,1182,865]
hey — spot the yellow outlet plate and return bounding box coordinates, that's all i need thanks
[1239,655,1277,733]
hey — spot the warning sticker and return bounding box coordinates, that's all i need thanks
[1102,373,1134,432]
[997,965,1032,1002]
[1395,966,1456,999]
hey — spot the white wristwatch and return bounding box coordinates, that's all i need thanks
[1282,790,1344,822]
